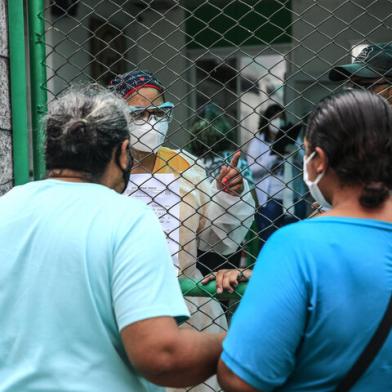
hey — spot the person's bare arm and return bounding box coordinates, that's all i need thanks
[217,359,262,392]
[121,316,224,388]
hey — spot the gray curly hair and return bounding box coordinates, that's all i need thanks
[44,84,130,179]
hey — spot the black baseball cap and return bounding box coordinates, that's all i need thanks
[329,43,392,81]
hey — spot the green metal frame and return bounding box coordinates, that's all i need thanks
[28,0,47,180]
[7,0,30,185]
[179,278,246,300]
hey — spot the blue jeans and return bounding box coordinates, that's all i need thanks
[256,199,306,248]
[255,199,285,246]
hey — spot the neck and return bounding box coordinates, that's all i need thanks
[326,185,392,222]
[47,169,95,183]
[131,149,157,173]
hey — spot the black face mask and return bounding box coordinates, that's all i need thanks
[115,144,134,194]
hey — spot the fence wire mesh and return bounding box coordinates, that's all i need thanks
[38,1,392,390]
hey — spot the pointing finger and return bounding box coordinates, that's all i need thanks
[230,151,241,168]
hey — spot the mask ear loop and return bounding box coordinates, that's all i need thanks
[305,150,317,164]
[115,142,133,193]
[305,150,327,184]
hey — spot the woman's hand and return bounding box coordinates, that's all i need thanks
[216,151,244,196]
[201,269,252,294]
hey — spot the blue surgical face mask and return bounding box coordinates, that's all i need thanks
[303,151,332,210]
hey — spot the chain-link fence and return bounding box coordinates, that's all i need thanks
[24,1,392,390]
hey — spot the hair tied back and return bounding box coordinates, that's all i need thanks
[66,119,88,140]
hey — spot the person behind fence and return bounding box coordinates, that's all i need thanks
[329,42,392,103]
[187,102,255,278]
[109,70,255,392]
[271,116,307,220]
[217,90,392,391]
[306,42,392,216]
[0,85,225,392]
[246,104,298,245]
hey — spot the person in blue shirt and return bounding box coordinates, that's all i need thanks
[0,85,223,392]
[217,90,392,391]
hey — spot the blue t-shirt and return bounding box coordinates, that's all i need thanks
[0,180,189,392]
[222,217,392,391]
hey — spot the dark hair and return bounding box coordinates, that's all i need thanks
[306,90,392,208]
[258,104,285,142]
[45,85,130,180]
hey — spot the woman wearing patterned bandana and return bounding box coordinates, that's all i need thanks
[109,70,255,392]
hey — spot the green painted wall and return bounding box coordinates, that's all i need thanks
[186,1,292,49]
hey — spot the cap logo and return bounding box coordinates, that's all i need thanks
[355,46,374,63]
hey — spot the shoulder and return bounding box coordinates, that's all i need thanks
[254,220,322,284]
[109,193,162,247]
[172,148,208,179]
[250,133,264,143]
[155,147,208,186]
[97,186,155,225]
[265,217,366,256]
[247,134,268,152]
[109,189,152,213]
[265,218,334,250]
[157,147,202,174]
[175,148,197,164]
[247,137,257,149]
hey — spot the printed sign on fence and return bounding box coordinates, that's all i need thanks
[124,173,181,273]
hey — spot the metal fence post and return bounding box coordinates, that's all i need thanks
[7,0,30,185]
[28,0,47,180]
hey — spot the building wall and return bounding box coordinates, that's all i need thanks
[185,0,292,49]
[45,1,189,147]
[1,0,389,195]
[133,5,189,147]
[0,0,12,195]
[45,0,139,101]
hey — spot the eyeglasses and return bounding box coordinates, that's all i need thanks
[128,102,174,125]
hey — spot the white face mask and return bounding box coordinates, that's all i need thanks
[303,151,332,210]
[130,117,169,153]
[270,118,281,135]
